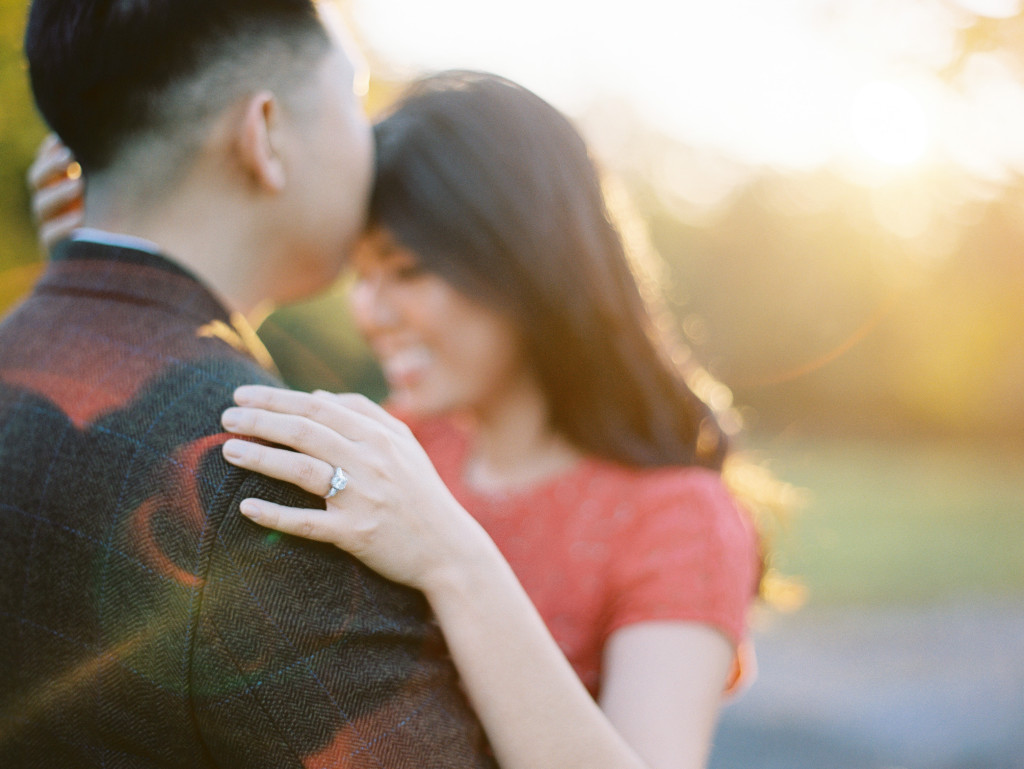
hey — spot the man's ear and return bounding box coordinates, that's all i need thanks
[237,91,286,193]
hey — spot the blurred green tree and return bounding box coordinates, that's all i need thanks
[0,0,45,293]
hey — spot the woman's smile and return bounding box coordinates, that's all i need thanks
[379,344,433,391]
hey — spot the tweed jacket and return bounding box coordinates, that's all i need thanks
[0,241,493,768]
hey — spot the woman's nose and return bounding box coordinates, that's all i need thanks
[350,277,400,332]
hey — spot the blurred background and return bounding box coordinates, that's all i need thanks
[2,0,1022,766]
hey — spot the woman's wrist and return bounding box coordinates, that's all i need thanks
[419,523,507,610]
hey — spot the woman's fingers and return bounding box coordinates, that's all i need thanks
[28,134,84,250]
[27,135,77,190]
[36,132,61,157]
[38,208,85,251]
[223,438,337,498]
[234,384,331,418]
[311,390,409,435]
[238,498,339,545]
[221,406,349,463]
[32,175,84,223]
[26,135,62,189]
[233,385,398,442]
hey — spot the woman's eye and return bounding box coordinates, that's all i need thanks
[348,256,425,285]
[395,263,425,281]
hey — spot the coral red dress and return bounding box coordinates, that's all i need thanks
[409,416,760,698]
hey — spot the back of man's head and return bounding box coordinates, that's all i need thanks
[25,0,331,177]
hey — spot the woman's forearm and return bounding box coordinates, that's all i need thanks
[422,542,649,769]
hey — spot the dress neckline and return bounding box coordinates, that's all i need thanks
[442,424,601,505]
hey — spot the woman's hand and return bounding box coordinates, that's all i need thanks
[221,386,666,769]
[27,134,85,251]
[220,385,495,592]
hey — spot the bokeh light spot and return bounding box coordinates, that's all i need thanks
[852,81,931,167]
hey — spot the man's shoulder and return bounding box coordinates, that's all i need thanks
[137,348,282,415]
[0,287,287,519]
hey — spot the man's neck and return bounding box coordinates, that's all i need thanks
[82,207,265,319]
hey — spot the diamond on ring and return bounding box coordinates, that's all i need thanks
[324,466,348,499]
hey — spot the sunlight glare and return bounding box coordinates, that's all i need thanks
[951,0,1022,18]
[319,0,370,96]
[352,0,1022,181]
[851,81,931,167]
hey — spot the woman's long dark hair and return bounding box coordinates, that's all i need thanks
[370,71,729,471]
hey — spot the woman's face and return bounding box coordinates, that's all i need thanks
[348,227,529,418]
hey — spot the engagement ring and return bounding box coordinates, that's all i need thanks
[323,466,348,499]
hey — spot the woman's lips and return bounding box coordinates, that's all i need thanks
[380,345,433,389]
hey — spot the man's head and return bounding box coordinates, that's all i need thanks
[26,0,327,175]
[24,0,373,307]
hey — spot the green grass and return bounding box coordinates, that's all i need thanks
[750,434,1024,607]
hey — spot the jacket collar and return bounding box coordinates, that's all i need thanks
[46,239,230,326]
[43,240,277,372]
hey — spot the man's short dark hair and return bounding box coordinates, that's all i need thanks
[25,0,331,175]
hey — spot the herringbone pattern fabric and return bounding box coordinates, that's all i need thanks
[0,241,493,768]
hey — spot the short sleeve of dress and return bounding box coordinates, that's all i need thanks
[604,468,759,649]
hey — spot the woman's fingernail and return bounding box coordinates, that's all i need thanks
[222,439,248,461]
[239,499,262,522]
[234,385,258,405]
[222,408,241,429]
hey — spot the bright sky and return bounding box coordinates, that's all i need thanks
[350,0,1024,182]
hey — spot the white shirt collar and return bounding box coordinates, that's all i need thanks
[70,227,162,256]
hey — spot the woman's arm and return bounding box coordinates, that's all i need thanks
[220,385,732,769]
[600,623,735,769]
[421,530,648,769]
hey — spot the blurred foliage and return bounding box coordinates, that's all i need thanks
[0,0,45,273]
[631,165,1024,442]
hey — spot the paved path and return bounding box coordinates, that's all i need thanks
[709,597,1024,769]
